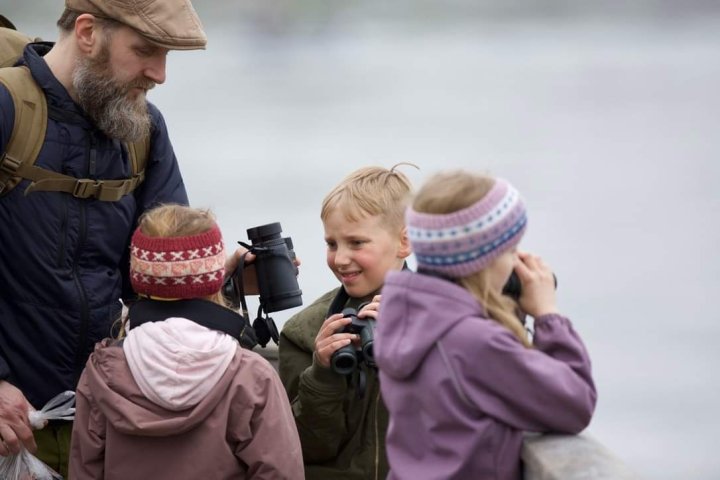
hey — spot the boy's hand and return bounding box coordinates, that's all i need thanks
[515,252,558,318]
[314,314,358,368]
[358,294,382,320]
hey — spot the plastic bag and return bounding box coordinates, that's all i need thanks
[0,391,75,480]
[28,390,75,430]
[0,450,63,480]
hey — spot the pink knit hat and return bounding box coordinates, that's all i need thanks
[130,225,225,299]
[406,178,527,279]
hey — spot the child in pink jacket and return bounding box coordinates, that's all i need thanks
[70,204,303,479]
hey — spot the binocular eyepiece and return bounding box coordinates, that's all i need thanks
[331,304,375,375]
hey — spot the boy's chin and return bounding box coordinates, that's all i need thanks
[342,282,375,299]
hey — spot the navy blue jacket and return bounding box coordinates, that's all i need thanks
[0,44,189,408]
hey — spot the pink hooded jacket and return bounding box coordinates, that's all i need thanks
[69,318,303,480]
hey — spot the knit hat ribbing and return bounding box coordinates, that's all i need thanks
[406,178,527,278]
[130,225,225,299]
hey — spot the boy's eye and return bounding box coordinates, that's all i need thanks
[350,239,366,248]
[326,241,337,250]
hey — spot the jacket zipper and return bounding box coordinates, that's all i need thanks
[71,199,89,379]
[72,134,93,380]
[374,385,380,480]
[56,196,68,267]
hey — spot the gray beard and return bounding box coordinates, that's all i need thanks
[72,51,153,143]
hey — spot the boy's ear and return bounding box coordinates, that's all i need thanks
[397,226,412,259]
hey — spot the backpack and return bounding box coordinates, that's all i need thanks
[0,16,148,201]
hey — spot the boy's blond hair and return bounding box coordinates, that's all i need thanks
[321,163,416,232]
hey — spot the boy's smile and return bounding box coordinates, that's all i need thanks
[324,208,410,298]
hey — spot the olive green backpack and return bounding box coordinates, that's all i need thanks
[0,15,148,200]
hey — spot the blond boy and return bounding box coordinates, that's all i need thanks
[278,165,413,480]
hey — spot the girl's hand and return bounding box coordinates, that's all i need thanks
[314,313,358,368]
[514,252,558,318]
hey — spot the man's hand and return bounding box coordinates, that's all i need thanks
[224,246,302,296]
[0,380,36,455]
[225,246,259,295]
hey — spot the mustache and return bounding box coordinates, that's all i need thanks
[128,81,156,92]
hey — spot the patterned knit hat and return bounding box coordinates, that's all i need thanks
[130,225,225,299]
[406,178,527,278]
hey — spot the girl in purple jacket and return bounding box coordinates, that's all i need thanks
[374,170,597,480]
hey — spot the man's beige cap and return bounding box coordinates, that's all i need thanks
[65,0,207,50]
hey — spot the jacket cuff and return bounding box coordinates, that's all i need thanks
[305,354,347,390]
[534,313,571,329]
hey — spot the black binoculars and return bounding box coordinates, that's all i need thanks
[331,304,375,375]
[223,222,302,349]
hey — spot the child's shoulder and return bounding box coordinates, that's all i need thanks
[281,287,341,341]
[445,313,527,353]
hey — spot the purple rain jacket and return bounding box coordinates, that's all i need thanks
[374,270,597,480]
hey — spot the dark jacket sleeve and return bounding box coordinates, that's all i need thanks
[0,85,14,378]
[69,368,107,479]
[448,313,597,434]
[278,294,350,463]
[121,103,189,301]
[0,84,14,154]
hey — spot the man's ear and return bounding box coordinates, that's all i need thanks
[397,226,412,259]
[74,13,99,54]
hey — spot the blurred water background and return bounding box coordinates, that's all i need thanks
[4,0,720,477]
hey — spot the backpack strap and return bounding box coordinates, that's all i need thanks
[0,66,46,195]
[0,65,148,201]
[126,133,149,182]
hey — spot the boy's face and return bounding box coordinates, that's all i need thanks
[324,209,410,298]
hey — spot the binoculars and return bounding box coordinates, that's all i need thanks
[331,305,375,375]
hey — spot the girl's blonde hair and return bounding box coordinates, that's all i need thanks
[412,171,530,347]
[321,163,417,234]
[136,204,228,306]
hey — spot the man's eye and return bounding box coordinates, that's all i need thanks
[135,47,154,57]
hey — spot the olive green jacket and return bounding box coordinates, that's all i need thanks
[279,287,389,480]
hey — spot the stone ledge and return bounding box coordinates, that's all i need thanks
[523,433,641,480]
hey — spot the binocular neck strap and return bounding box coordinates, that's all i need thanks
[127,298,246,341]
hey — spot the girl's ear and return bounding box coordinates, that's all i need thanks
[397,226,412,259]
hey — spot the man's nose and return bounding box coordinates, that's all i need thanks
[144,53,167,85]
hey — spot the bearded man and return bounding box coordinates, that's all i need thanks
[0,1,207,475]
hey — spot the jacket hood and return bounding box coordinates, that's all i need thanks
[375,270,485,379]
[82,328,240,436]
[123,317,238,411]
